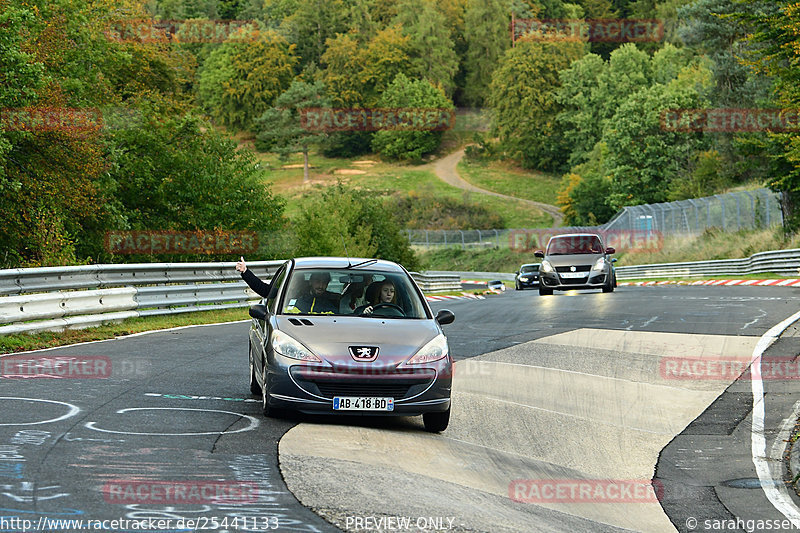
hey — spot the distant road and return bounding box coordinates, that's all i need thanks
[428,148,565,227]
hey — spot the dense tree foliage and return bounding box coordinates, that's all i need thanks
[196,29,297,130]
[5,0,800,269]
[463,0,509,106]
[489,38,586,172]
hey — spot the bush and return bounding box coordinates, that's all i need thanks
[370,74,454,161]
[291,183,418,269]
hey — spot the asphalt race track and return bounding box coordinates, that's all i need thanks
[2,285,800,532]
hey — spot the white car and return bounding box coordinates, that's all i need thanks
[487,280,506,292]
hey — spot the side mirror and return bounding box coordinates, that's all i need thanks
[435,309,455,325]
[611,258,618,263]
[605,247,616,255]
[249,304,268,320]
[534,250,544,258]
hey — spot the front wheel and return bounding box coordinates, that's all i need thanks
[423,407,450,432]
[539,286,553,296]
[261,367,274,417]
[602,275,615,293]
[249,344,260,395]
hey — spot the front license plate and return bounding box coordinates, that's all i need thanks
[333,397,394,411]
[560,272,586,279]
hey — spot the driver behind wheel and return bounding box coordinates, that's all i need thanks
[355,279,397,315]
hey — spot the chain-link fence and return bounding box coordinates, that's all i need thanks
[602,188,781,234]
[405,188,783,249]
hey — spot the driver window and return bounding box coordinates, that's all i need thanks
[267,265,287,313]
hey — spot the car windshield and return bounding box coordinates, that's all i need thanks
[520,265,539,273]
[546,235,604,255]
[279,268,428,319]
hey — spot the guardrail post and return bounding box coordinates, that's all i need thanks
[460,230,465,249]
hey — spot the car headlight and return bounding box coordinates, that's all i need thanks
[271,330,321,362]
[404,334,449,365]
[519,276,529,282]
[591,257,606,271]
[540,260,554,273]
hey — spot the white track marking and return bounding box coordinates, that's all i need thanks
[751,310,800,526]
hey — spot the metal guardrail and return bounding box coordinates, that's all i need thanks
[614,249,800,280]
[427,248,800,283]
[0,262,462,336]
[425,270,516,282]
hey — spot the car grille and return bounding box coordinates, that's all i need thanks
[555,265,591,272]
[559,277,589,285]
[314,382,412,399]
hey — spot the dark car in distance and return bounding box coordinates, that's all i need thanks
[247,257,456,432]
[515,263,540,290]
[534,233,617,295]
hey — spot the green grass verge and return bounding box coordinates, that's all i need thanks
[280,166,553,228]
[457,158,561,205]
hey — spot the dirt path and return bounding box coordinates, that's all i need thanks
[426,148,564,227]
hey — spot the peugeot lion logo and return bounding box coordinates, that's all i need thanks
[349,346,379,362]
[570,266,576,272]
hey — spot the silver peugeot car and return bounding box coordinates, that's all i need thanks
[247,257,455,432]
[534,233,617,295]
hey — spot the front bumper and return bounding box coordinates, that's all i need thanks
[539,271,608,290]
[516,277,539,288]
[265,357,452,415]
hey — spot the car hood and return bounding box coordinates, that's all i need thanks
[276,315,442,367]
[545,254,602,267]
